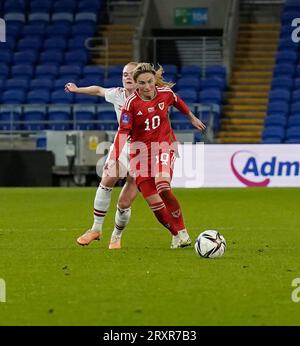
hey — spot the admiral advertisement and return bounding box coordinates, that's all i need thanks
[172,144,300,188]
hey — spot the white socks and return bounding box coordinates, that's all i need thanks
[91,183,112,232]
[111,205,131,238]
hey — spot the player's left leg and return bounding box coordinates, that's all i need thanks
[109,175,138,249]
[154,150,191,248]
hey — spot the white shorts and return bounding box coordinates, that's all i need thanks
[104,141,130,178]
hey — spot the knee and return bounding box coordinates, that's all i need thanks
[117,198,131,209]
[155,180,171,197]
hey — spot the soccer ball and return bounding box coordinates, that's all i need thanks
[195,230,226,258]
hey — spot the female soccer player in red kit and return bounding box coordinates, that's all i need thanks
[110,63,206,248]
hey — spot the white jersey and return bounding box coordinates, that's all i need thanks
[104,87,130,176]
[104,87,127,124]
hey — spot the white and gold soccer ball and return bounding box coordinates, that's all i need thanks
[195,230,226,258]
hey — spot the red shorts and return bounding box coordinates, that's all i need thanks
[134,150,176,198]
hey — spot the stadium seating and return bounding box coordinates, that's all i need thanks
[0,0,225,135]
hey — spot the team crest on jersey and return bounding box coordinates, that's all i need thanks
[137,111,143,116]
[148,107,155,113]
[121,113,129,124]
[158,102,165,110]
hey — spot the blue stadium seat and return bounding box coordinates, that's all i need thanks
[0,105,21,130]
[262,126,285,142]
[21,24,46,37]
[68,36,88,50]
[176,77,201,91]
[202,77,226,90]
[287,115,300,128]
[103,77,122,88]
[162,64,178,75]
[39,51,64,65]
[44,38,67,51]
[17,37,43,51]
[177,90,198,103]
[46,23,72,37]
[271,77,293,90]
[0,51,12,65]
[30,0,52,13]
[281,11,297,25]
[13,51,38,64]
[276,51,297,64]
[0,64,10,79]
[59,65,82,79]
[291,101,300,114]
[286,126,300,141]
[181,65,202,78]
[52,13,74,24]
[278,38,298,51]
[23,111,46,131]
[78,0,102,12]
[107,65,124,78]
[48,105,72,130]
[199,89,222,104]
[27,90,50,104]
[5,78,29,91]
[83,65,105,79]
[51,90,74,103]
[78,77,104,87]
[262,137,283,144]
[4,0,25,12]
[28,13,50,25]
[11,65,34,79]
[35,65,58,78]
[273,64,295,77]
[291,90,300,102]
[64,50,88,66]
[74,12,97,25]
[264,115,287,127]
[4,13,26,25]
[267,101,289,116]
[53,78,78,91]
[30,78,53,91]
[2,90,26,104]
[72,23,96,37]
[205,65,226,79]
[269,89,291,103]
[53,0,77,13]
[75,93,98,104]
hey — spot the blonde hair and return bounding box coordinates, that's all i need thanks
[125,61,139,68]
[133,63,175,88]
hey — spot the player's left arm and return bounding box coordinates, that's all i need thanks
[109,111,132,163]
[173,94,206,131]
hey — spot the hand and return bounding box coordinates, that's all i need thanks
[64,82,78,93]
[191,116,206,131]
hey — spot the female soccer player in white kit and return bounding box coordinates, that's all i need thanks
[65,62,139,249]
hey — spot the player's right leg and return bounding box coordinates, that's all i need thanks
[109,175,138,249]
[76,159,123,246]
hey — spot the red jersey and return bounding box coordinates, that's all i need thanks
[113,86,190,161]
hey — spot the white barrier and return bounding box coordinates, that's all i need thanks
[171,144,300,188]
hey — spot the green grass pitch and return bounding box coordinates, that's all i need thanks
[0,187,300,326]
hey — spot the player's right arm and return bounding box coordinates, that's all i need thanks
[64,83,106,97]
